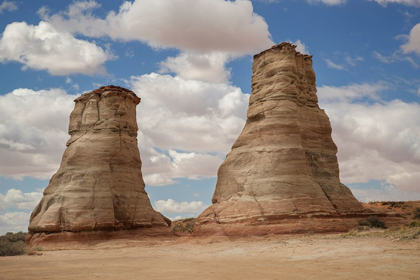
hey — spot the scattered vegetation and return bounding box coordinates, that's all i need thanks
[380,201,406,209]
[386,225,420,240]
[408,221,420,228]
[380,201,403,207]
[339,232,357,239]
[358,216,387,229]
[365,201,420,220]
[0,232,42,257]
[341,222,420,241]
[0,232,26,256]
[413,208,420,220]
[171,218,196,234]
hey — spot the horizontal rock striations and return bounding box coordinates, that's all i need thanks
[193,43,402,237]
[27,86,172,246]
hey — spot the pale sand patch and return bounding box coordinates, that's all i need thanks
[0,234,419,280]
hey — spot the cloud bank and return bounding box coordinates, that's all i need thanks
[0,74,250,186]
[39,0,273,83]
[0,88,77,179]
[318,83,420,193]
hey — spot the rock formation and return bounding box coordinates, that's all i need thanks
[27,86,172,246]
[194,43,401,237]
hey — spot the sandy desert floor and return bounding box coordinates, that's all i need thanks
[1,233,419,280]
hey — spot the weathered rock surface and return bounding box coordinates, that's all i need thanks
[194,43,403,237]
[27,86,172,246]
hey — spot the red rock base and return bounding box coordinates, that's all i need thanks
[193,213,406,238]
[26,226,175,249]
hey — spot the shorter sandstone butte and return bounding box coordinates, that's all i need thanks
[27,85,173,247]
[193,43,404,238]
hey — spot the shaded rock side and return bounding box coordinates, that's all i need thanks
[194,43,402,237]
[27,86,172,245]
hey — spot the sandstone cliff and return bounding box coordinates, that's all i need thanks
[194,43,402,237]
[27,86,172,246]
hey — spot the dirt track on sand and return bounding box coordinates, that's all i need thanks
[1,234,419,280]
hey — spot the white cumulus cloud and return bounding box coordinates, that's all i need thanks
[39,0,274,84]
[0,189,42,210]
[293,40,309,55]
[0,21,113,75]
[0,88,77,179]
[349,182,420,202]
[0,74,250,186]
[154,199,208,213]
[370,0,420,7]
[132,73,249,185]
[0,212,30,234]
[308,0,420,6]
[318,83,420,193]
[159,52,231,83]
[307,0,347,5]
[132,73,249,154]
[39,0,273,55]
[142,150,223,186]
[401,23,420,55]
[143,174,176,187]
[0,0,17,13]
[388,172,420,192]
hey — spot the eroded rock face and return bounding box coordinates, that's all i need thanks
[194,43,400,237]
[27,86,172,245]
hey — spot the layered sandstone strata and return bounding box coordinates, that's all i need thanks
[194,43,401,237]
[27,86,172,246]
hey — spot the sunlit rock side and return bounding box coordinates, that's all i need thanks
[194,43,403,237]
[27,86,172,246]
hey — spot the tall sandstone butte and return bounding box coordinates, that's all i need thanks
[194,43,399,237]
[27,86,172,246]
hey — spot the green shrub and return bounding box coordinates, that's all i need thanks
[358,216,387,229]
[413,208,420,220]
[409,221,420,228]
[367,216,387,228]
[184,222,195,233]
[382,201,404,209]
[172,219,196,233]
[0,232,27,257]
[172,224,184,232]
[0,232,26,243]
[358,220,370,227]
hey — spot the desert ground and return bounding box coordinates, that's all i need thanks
[2,201,419,280]
[1,231,419,280]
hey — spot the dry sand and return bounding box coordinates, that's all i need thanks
[1,233,419,280]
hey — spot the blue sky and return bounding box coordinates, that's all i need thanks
[0,0,420,234]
